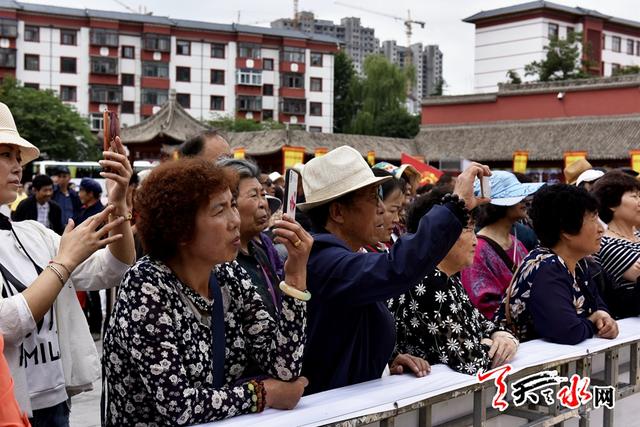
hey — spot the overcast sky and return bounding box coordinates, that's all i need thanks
[21,0,640,94]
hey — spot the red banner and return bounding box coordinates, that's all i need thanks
[401,153,444,186]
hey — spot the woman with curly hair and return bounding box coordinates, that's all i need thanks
[103,158,312,425]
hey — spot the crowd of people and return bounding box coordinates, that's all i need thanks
[1,99,640,426]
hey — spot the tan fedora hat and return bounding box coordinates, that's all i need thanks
[0,102,39,165]
[564,158,592,185]
[298,146,391,211]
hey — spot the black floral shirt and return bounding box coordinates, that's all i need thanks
[103,257,306,426]
[388,269,504,375]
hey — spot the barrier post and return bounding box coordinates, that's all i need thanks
[418,406,431,427]
[577,355,592,427]
[473,387,486,426]
[603,349,619,427]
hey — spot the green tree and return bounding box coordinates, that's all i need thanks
[505,69,522,84]
[347,55,420,139]
[613,65,640,76]
[333,50,357,133]
[207,116,284,132]
[0,77,99,160]
[431,78,446,96]
[524,32,590,81]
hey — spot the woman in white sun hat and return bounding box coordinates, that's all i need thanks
[461,170,544,320]
[0,102,135,425]
[298,145,491,394]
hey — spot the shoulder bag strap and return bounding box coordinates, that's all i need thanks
[477,235,516,272]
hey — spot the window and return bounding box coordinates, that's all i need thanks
[91,57,117,75]
[121,101,134,114]
[211,43,225,58]
[90,113,104,131]
[263,84,274,96]
[310,77,322,92]
[141,88,168,105]
[60,85,76,102]
[90,29,119,46]
[282,47,305,63]
[602,34,606,50]
[612,36,621,52]
[210,95,224,110]
[0,48,16,68]
[310,52,323,66]
[263,109,273,120]
[237,69,262,86]
[210,69,225,84]
[280,98,306,114]
[309,102,322,116]
[627,39,635,55]
[121,46,134,59]
[282,73,304,89]
[176,93,190,108]
[24,54,39,71]
[637,41,640,56]
[142,61,169,78]
[0,19,17,37]
[176,66,191,82]
[60,57,77,73]
[90,85,122,103]
[238,43,261,59]
[548,23,559,39]
[121,73,134,86]
[143,34,171,52]
[24,82,38,89]
[309,126,322,133]
[60,29,76,46]
[263,58,274,70]
[236,96,262,111]
[24,25,39,42]
[176,40,190,56]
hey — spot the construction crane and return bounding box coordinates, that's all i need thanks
[334,1,425,51]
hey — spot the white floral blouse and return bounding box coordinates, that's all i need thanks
[102,256,306,426]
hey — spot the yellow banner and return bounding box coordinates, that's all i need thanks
[564,151,587,169]
[513,151,528,173]
[283,146,305,172]
[315,148,328,157]
[631,150,640,173]
[233,147,246,159]
[367,151,375,166]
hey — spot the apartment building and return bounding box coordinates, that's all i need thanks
[272,12,378,74]
[0,1,337,133]
[465,1,640,92]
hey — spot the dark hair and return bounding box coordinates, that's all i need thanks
[592,170,640,223]
[513,172,532,183]
[406,188,449,233]
[416,183,433,196]
[306,189,361,232]
[32,174,53,190]
[474,204,509,228]
[529,184,598,248]
[129,171,139,186]
[135,158,236,261]
[372,169,403,201]
[179,129,225,157]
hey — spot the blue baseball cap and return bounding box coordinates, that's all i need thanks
[474,170,544,206]
[79,178,102,196]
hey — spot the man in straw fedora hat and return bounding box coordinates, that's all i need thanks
[0,102,135,425]
[298,145,491,394]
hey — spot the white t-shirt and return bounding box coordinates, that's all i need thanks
[0,229,67,410]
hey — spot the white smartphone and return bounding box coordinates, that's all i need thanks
[283,169,300,218]
[480,176,491,199]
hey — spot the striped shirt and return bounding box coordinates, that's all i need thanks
[596,236,640,289]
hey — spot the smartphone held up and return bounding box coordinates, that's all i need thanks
[103,110,120,173]
[282,169,300,218]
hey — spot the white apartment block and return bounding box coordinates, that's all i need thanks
[0,1,337,133]
[465,1,640,93]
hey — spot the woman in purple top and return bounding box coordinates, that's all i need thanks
[461,171,543,319]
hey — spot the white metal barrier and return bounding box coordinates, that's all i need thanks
[206,317,640,427]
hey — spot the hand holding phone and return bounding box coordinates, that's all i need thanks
[103,110,120,173]
[282,169,300,218]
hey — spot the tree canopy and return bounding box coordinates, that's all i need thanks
[0,77,99,161]
[524,32,591,81]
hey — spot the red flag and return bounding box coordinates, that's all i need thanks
[401,153,444,186]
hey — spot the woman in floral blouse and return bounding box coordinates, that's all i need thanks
[389,189,518,375]
[494,185,618,344]
[103,159,313,425]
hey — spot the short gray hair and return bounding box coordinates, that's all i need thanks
[217,158,261,180]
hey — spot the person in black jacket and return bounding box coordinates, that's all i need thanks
[12,174,64,234]
[52,166,81,225]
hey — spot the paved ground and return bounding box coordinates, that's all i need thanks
[69,341,102,427]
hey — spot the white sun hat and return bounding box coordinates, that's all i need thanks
[297,146,391,211]
[575,169,605,186]
[0,102,39,165]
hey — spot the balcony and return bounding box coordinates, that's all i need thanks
[90,85,122,104]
